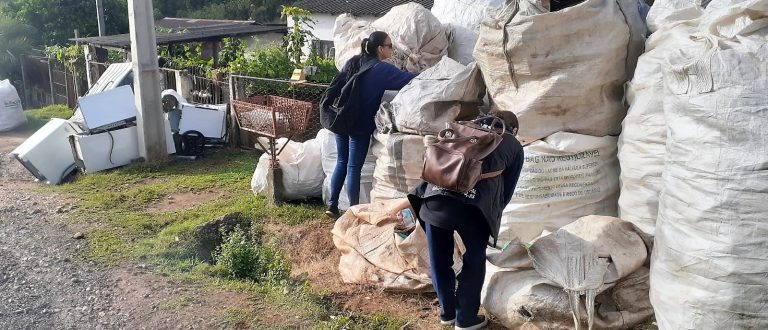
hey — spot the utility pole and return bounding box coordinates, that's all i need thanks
[96,0,106,36]
[128,0,166,162]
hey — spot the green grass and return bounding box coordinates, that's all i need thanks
[16,100,410,330]
[42,147,406,328]
[25,105,73,128]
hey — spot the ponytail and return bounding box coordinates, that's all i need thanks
[360,31,390,57]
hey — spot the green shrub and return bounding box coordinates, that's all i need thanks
[214,225,291,282]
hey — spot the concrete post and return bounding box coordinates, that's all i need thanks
[83,45,94,89]
[128,0,167,162]
[175,70,194,100]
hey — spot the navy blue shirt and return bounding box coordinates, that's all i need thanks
[343,60,416,135]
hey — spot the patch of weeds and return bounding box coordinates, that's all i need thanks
[214,226,290,282]
[24,105,73,128]
[312,313,410,330]
[157,296,193,311]
[217,308,260,328]
[83,229,132,265]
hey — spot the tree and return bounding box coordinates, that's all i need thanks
[0,0,128,45]
[281,6,314,65]
[0,15,38,84]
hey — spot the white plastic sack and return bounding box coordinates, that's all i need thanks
[483,216,652,329]
[618,20,701,241]
[473,0,646,145]
[333,14,375,71]
[332,198,464,292]
[318,129,376,210]
[0,80,26,132]
[651,1,768,328]
[387,57,484,135]
[431,0,505,64]
[500,132,620,244]
[646,0,710,32]
[372,3,451,72]
[333,4,451,72]
[370,133,426,202]
[250,138,324,201]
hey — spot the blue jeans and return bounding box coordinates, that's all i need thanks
[425,221,489,326]
[329,133,371,208]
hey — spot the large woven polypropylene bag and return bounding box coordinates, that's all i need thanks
[331,198,464,292]
[651,0,768,328]
[431,0,505,64]
[387,57,484,136]
[473,0,645,145]
[370,133,426,203]
[618,19,702,242]
[333,3,450,72]
[483,216,652,330]
[499,132,620,244]
[250,137,324,201]
[0,79,26,132]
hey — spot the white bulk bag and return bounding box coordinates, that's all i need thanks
[646,0,709,32]
[371,3,451,73]
[370,133,426,202]
[473,0,646,145]
[333,14,375,71]
[332,198,464,292]
[251,138,324,201]
[431,0,505,64]
[483,216,652,329]
[618,20,701,242]
[0,79,26,132]
[651,0,768,328]
[387,57,484,135]
[318,129,376,210]
[500,132,620,244]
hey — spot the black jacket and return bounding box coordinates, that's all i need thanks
[408,133,524,246]
[319,55,380,135]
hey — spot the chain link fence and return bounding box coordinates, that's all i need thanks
[229,75,328,145]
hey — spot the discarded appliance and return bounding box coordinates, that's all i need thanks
[69,125,140,174]
[178,103,227,139]
[9,118,82,184]
[69,63,133,129]
[68,85,140,173]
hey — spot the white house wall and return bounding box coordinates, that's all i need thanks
[288,13,377,58]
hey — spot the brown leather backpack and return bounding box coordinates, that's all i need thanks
[421,116,506,193]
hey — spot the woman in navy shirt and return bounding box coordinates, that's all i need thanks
[326,31,416,217]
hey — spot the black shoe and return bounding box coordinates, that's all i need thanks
[325,206,340,218]
[455,315,487,330]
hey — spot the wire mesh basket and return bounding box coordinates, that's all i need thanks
[231,95,314,139]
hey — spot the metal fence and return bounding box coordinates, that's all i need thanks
[188,69,229,105]
[229,75,328,144]
[19,55,83,108]
[159,68,178,93]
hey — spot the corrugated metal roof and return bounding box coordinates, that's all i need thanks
[155,17,254,31]
[293,0,434,16]
[71,24,287,49]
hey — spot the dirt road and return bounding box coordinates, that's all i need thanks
[0,129,252,330]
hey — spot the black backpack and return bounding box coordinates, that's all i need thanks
[320,56,379,135]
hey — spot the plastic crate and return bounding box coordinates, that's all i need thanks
[231,95,313,139]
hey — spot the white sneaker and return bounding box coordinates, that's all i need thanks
[440,318,455,325]
[455,316,488,330]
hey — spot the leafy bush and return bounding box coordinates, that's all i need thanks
[214,225,291,282]
[302,53,338,84]
[0,15,37,84]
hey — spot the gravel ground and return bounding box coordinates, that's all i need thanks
[0,153,129,329]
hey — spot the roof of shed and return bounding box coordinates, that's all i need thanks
[292,0,434,16]
[71,24,286,49]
